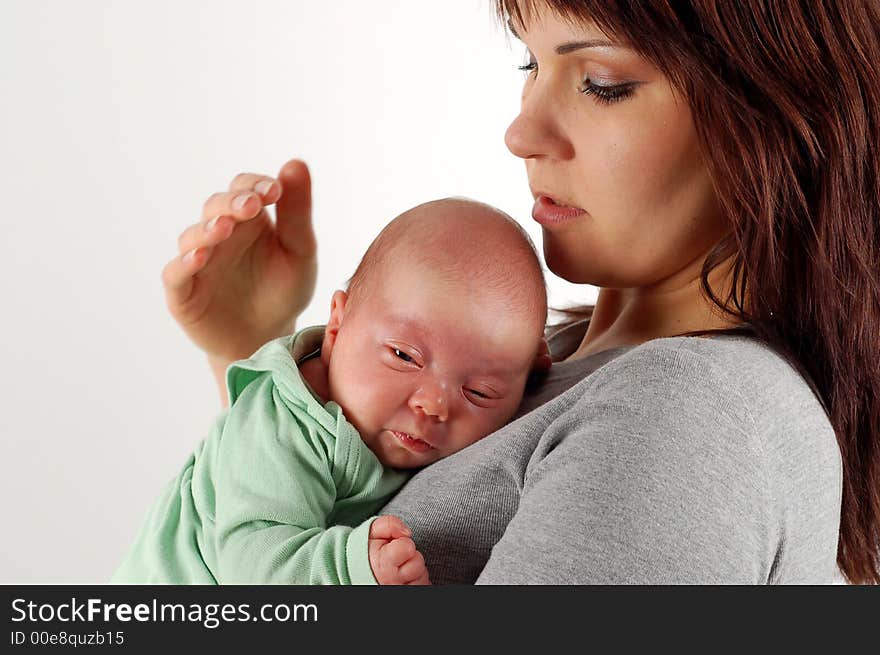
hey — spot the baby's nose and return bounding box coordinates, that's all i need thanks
[409,384,449,422]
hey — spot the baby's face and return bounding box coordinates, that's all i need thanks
[322,266,542,469]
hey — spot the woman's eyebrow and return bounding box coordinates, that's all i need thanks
[507,19,617,53]
[507,20,523,40]
[555,39,616,54]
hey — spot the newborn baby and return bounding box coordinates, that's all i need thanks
[112,197,548,585]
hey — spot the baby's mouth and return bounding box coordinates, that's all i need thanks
[389,430,435,453]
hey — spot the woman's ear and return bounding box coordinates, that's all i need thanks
[321,290,349,366]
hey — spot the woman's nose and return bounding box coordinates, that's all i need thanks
[408,384,449,422]
[504,84,574,161]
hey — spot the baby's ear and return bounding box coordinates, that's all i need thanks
[531,338,552,372]
[321,290,349,365]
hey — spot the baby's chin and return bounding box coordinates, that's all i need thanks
[371,430,442,469]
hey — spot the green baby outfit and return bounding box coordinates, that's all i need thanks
[112,327,409,584]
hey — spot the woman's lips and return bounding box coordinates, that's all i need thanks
[532,195,586,227]
[389,430,435,453]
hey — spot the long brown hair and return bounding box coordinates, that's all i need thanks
[496,0,880,584]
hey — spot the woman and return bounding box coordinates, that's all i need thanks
[162,0,879,583]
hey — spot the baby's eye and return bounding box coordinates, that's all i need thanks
[384,344,423,369]
[465,388,502,408]
[393,348,414,363]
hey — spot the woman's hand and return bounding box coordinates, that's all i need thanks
[161,159,318,365]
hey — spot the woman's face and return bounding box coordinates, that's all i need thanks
[505,8,730,289]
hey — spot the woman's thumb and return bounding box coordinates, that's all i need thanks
[275,158,316,257]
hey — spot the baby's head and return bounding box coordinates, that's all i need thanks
[318,198,548,468]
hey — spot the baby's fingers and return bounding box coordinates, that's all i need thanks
[379,537,417,568]
[397,551,427,584]
[406,571,432,586]
[369,515,412,542]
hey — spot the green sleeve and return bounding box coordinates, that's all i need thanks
[211,371,378,585]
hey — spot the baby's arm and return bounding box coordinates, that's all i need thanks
[210,368,389,584]
[368,516,431,585]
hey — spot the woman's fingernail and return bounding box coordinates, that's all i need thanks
[183,248,197,263]
[206,216,221,231]
[233,194,251,211]
[255,180,274,196]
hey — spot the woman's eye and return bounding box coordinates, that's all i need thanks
[517,48,537,76]
[516,47,636,106]
[393,348,414,363]
[579,79,636,105]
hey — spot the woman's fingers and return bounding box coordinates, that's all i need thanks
[177,215,235,255]
[200,188,275,224]
[196,162,312,257]
[161,246,213,310]
[205,173,282,222]
[228,172,281,197]
[162,160,312,315]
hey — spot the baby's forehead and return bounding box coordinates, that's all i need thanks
[378,255,535,320]
[378,310,540,371]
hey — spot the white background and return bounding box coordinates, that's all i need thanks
[0,1,599,582]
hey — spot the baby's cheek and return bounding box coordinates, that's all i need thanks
[467,407,515,444]
[486,398,523,432]
[330,363,384,431]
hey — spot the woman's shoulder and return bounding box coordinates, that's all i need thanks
[521,332,842,583]
[610,333,829,424]
[586,332,799,397]
[569,333,840,483]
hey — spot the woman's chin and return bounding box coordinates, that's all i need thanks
[542,241,596,284]
[542,234,635,288]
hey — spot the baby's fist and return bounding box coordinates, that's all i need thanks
[368,515,431,585]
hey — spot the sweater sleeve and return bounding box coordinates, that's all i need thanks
[476,344,774,584]
[211,371,378,585]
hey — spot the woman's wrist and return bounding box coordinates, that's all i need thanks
[205,324,298,408]
[207,354,232,408]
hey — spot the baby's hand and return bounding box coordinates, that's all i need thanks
[368,515,431,585]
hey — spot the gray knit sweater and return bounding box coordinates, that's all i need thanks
[380,324,842,584]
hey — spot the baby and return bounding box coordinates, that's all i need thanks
[112,197,548,585]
